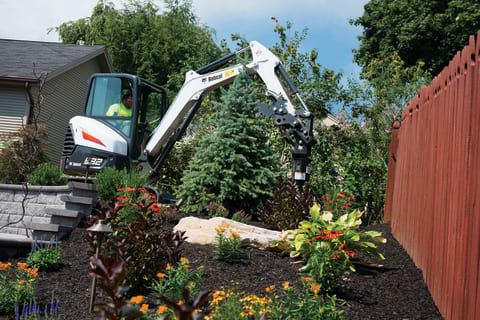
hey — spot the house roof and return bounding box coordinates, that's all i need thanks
[0,39,113,82]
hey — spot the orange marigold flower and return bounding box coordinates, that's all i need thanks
[19,280,25,284]
[17,262,27,270]
[177,300,184,305]
[265,285,275,293]
[130,295,143,304]
[157,305,168,314]
[0,262,11,270]
[140,304,148,312]
[311,282,320,292]
[180,257,189,264]
[282,281,290,290]
[198,266,204,270]
[157,272,165,279]
[301,276,313,282]
[231,231,240,238]
[184,265,190,269]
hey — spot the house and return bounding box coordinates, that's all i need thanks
[0,39,113,163]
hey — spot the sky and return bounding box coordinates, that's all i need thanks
[0,0,368,80]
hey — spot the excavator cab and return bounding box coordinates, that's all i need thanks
[61,73,167,175]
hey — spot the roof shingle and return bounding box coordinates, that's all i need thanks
[0,39,106,79]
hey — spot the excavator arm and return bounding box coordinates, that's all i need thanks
[144,41,314,187]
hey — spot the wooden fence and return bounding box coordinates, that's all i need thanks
[384,30,480,320]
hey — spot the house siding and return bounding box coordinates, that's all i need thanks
[0,87,28,135]
[40,56,104,163]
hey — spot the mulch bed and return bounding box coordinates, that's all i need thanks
[1,222,443,319]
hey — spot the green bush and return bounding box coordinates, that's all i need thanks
[0,125,48,184]
[94,167,149,201]
[30,163,68,186]
[0,262,37,315]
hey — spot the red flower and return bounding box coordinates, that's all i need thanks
[337,193,346,198]
[117,187,127,191]
[116,196,130,202]
[321,194,330,199]
[330,253,341,259]
[324,200,334,205]
[127,187,136,192]
[138,188,147,193]
[341,203,352,208]
[150,203,161,212]
[338,241,346,251]
[345,251,355,257]
[147,193,156,199]
[346,196,355,200]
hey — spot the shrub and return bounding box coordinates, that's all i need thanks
[94,167,149,201]
[207,201,229,218]
[177,72,278,214]
[0,262,38,315]
[27,237,62,271]
[214,225,243,261]
[87,187,184,291]
[30,163,68,186]
[0,125,48,184]
[257,176,314,230]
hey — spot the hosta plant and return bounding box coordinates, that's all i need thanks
[291,203,386,292]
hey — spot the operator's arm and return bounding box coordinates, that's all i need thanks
[106,103,119,116]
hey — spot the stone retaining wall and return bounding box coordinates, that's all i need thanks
[0,182,97,240]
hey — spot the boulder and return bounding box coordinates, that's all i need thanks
[173,216,286,249]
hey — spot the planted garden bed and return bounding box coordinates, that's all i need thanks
[1,222,442,319]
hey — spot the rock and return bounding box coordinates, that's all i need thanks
[173,216,285,249]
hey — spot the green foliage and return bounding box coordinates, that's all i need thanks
[27,238,62,271]
[88,188,183,292]
[177,72,278,213]
[214,225,243,261]
[54,0,226,94]
[257,176,314,230]
[0,125,48,184]
[152,257,203,303]
[291,204,386,292]
[351,0,480,77]
[94,167,149,202]
[206,282,344,320]
[30,163,68,186]
[0,262,37,315]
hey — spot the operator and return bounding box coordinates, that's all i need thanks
[106,90,133,135]
[106,90,133,117]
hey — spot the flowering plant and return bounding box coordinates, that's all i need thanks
[26,236,62,271]
[291,203,386,291]
[87,186,184,291]
[14,294,59,320]
[214,225,243,261]
[0,262,38,315]
[152,257,204,303]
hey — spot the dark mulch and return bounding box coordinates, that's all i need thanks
[1,222,443,319]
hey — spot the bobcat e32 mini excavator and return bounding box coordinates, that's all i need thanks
[60,41,315,188]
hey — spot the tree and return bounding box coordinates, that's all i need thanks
[53,0,226,95]
[177,72,278,214]
[352,0,480,77]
